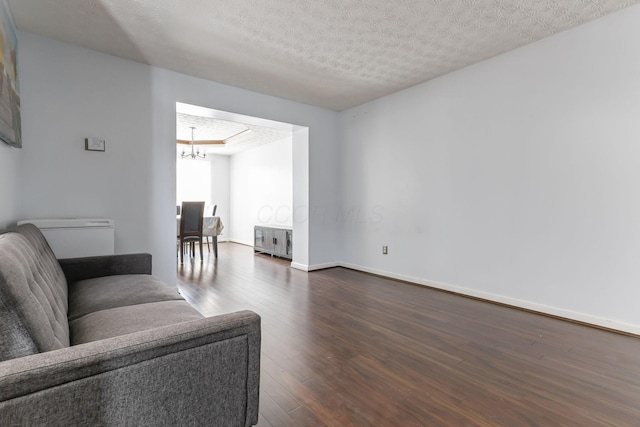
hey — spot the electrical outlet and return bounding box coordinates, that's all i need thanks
[382,245,388,255]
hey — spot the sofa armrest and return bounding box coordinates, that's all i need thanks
[0,310,260,426]
[58,253,153,283]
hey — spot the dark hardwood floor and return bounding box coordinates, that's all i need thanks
[177,243,640,426]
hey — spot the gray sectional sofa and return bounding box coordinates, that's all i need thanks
[0,223,260,426]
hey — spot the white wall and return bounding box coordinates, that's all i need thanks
[339,5,640,333]
[291,127,310,270]
[229,136,293,245]
[0,142,20,230]
[209,154,230,239]
[17,31,340,284]
[18,31,154,255]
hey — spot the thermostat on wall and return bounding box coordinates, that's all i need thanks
[85,137,105,152]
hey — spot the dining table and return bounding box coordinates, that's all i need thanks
[177,215,224,258]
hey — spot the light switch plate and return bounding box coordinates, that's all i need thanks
[85,137,105,152]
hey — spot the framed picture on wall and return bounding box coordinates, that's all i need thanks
[0,2,20,148]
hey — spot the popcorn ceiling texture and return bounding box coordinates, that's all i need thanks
[8,0,639,110]
[176,113,291,156]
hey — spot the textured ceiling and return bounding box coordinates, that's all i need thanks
[8,0,640,111]
[176,112,291,156]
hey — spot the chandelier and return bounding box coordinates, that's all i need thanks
[180,127,205,159]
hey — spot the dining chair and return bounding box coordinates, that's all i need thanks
[178,201,205,264]
[203,204,219,257]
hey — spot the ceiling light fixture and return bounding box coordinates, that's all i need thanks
[180,127,206,160]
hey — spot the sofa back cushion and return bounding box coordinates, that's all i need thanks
[0,225,70,361]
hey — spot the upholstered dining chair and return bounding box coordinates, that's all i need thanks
[203,204,219,257]
[178,201,205,264]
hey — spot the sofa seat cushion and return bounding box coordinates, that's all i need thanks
[68,274,184,321]
[69,300,203,344]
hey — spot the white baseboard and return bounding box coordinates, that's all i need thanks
[289,262,339,272]
[228,239,252,246]
[339,262,640,336]
[290,262,309,272]
[308,262,340,271]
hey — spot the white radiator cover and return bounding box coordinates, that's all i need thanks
[17,218,115,259]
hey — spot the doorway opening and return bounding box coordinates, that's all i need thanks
[175,102,309,268]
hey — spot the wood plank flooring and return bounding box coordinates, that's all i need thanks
[177,243,640,426]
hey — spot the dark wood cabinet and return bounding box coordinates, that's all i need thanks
[254,226,292,259]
